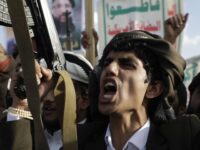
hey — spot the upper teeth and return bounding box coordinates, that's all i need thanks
[105,82,115,88]
[104,82,116,93]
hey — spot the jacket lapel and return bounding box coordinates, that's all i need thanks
[79,121,169,150]
[78,121,107,150]
[146,123,168,150]
[84,138,106,150]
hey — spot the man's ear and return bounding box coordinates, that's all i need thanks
[145,81,164,99]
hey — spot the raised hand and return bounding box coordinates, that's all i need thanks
[164,13,189,45]
[81,29,99,57]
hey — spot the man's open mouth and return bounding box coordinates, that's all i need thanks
[103,81,117,99]
[104,82,117,94]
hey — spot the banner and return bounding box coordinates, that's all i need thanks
[97,0,183,57]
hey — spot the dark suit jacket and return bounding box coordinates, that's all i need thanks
[1,115,200,150]
[79,115,200,150]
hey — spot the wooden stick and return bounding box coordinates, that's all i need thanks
[85,0,96,66]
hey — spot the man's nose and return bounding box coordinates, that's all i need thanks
[61,6,71,13]
[105,61,119,76]
[43,98,54,103]
[60,6,67,13]
[43,93,54,102]
[60,7,67,14]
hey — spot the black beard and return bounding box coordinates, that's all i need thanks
[42,116,60,135]
[53,16,75,36]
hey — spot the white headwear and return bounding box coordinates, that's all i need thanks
[64,51,93,84]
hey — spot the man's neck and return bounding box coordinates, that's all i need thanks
[109,110,148,150]
[45,123,61,135]
[46,127,60,135]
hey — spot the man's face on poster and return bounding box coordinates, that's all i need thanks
[52,0,72,23]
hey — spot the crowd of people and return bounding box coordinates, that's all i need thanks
[1,12,200,150]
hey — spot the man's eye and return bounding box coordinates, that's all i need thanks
[119,60,136,69]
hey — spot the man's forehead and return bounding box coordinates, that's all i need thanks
[54,0,71,4]
[105,51,140,61]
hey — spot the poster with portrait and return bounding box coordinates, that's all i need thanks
[48,0,83,51]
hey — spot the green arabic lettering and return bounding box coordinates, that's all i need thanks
[150,0,160,11]
[109,1,149,20]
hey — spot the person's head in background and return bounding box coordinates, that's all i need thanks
[51,0,75,23]
[41,79,59,134]
[64,51,93,124]
[187,72,200,118]
[42,51,93,131]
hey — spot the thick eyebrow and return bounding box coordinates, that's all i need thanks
[104,57,113,64]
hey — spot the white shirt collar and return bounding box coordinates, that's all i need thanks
[44,129,62,150]
[78,118,87,124]
[105,119,150,150]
